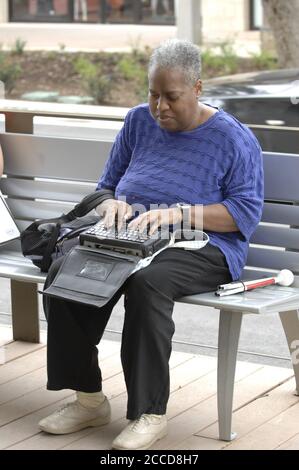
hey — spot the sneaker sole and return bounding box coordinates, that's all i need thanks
[112,427,168,451]
[39,413,111,435]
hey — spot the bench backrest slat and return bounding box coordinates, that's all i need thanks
[262,202,299,225]
[6,199,74,222]
[247,247,299,273]
[0,133,112,182]
[250,225,299,250]
[264,153,299,202]
[0,177,94,203]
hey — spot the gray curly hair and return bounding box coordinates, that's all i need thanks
[148,39,201,86]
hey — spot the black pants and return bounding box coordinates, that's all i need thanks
[43,244,231,420]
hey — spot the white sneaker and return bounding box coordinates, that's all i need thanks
[112,414,167,450]
[39,397,111,435]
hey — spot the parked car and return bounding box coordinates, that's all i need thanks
[201,68,299,153]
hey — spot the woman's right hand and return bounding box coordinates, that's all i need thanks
[96,198,133,230]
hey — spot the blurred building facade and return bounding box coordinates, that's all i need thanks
[0,1,265,54]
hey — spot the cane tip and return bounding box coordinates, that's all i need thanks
[278,269,294,287]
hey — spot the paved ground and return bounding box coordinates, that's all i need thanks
[0,277,291,368]
[0,23,175,52]
[1,335,297,450]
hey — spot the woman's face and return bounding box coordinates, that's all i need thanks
[148,67,202,132]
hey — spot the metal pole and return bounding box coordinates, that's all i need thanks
[175,0,202,45]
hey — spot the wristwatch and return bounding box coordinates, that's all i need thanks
[176,203,191,226]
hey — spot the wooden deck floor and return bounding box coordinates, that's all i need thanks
[1,325,299,451]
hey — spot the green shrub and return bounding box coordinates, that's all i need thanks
[0,51,21,93]
[74,56,110,104]
[118,55,148,101]
[219,42,238,74]
[11,38,26,55]
[45,51,57,61]
[118,56,144,81]
[202,42,238,76]
[250,50,277,70]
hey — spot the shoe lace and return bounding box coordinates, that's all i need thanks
[56,402,75,416]
[130,414,151,432]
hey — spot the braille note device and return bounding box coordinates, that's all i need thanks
[79,220,170,258]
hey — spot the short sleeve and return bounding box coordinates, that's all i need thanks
[96,110,134,191]
[221,146,264,241]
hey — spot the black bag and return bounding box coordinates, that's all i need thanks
[43,245,140,308]
[20,189,114,272]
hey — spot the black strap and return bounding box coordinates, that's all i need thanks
[39,189,114,271]
[65,189,115,221]
[40,224,61,272]
[32,189,115,230]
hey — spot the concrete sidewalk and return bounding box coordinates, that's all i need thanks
[0,23,176,52]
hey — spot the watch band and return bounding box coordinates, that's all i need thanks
[176,203,191,227]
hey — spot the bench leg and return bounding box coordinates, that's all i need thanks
[217,309,243,441]
[11,280,40,343]
[279,309,299,395]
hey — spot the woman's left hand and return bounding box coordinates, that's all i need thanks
[128,208,182,236]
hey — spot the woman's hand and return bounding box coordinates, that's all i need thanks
[128,207,182,235]
[96,199,133,230]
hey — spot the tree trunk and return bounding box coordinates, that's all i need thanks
[262,0,299,68]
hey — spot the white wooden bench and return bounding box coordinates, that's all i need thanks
[0,130,299,442]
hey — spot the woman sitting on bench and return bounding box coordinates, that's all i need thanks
[39,39,264,451]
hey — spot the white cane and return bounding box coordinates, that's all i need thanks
[215,269,295,296]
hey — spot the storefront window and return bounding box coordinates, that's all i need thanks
[10,0,72,22]
[140,0,174,24]
[73,0,101,22]
[10,0,175,24]
[102,0,135,24]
